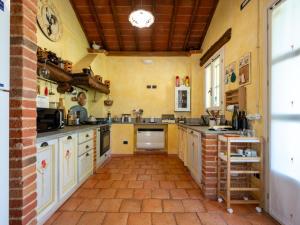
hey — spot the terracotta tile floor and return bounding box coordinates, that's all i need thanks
[45,155,279,225]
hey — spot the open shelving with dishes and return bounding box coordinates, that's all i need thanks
[217,134,263,214]
[37,61,110,94]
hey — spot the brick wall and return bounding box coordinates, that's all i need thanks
[10,0,38,224]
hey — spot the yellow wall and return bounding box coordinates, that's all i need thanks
[37,0,89,64]
[36,0,109,114]
[94,55,202,118]
[110,124,134,154]
[168,124,178,154]
[200,0,272,136]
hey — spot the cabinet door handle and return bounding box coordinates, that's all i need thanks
[67,136,72,140]
[40,142,48,147]
[86,152,90,157]
[86,145,89,149]
[191,131,194,134]
[86,134,89,138]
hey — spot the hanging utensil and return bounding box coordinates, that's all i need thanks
[44,82,49,96]
[49,83,55,95]
[92,91,97,103]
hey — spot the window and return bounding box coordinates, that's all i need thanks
[204,49,224,109]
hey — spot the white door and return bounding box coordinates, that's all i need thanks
[59,134,78,199]
[36,139,58,221]
[269,1,300,224]
[0,91,9,224]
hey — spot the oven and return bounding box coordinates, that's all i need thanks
[96,125,111,167]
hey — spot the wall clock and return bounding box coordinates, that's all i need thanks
[37,0,62,42]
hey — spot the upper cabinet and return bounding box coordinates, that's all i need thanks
[175,86,191,112]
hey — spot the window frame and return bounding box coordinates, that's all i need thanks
[203,48,225,111]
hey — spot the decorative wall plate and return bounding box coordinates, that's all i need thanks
[37,0,62,42]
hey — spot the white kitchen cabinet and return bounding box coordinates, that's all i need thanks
[175,86,190,112]
[78,130,94,144]
[178,126,188,166]
[187,129,202,185]
[36,139,58,222]
[59,134,78,200]
[78,150,93,183]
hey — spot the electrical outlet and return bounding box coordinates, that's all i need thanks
[123,141,128,145]
[146,85,151,89]
[152,85,157,89]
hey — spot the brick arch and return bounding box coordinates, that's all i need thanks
[10,0,38,224]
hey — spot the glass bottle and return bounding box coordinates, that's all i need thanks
[232,106,239,130]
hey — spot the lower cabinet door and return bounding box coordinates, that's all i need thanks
[59,134,78,200]
[78,150,93,183]
[36,139,58,221]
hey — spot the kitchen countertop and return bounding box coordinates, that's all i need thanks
[37,124,107,142]
[178,124,240,134]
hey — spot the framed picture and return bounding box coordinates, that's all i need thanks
[239,52,251,86]
[225,62,236,84]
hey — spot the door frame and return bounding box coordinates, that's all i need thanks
[264,0,285,214]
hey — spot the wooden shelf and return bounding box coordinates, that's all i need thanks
[87,48,108,54]
[71,75,110,94]
[225,86,246,110]
[37,62,110,94]
[37,62,72,83]
[219,155,261,163]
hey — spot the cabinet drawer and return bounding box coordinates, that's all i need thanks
[78,130,94,144]
[78,150,93,183]
[78,139,93,156]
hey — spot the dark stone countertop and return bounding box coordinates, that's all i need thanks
[36,124,108,143]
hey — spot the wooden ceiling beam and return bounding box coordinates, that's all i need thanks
[131,0,139,51]
[151,0,157,51]
[109,0,124,51]
[106,51,192,57]
[199,0,219,50]
[168,0,178,50]
[87,0,107,50]
[183,0,200,50]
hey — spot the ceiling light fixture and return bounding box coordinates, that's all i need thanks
[129,1,154,28]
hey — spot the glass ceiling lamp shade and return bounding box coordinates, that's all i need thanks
[129,9,154,28]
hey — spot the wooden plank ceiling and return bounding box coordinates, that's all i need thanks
[70,0,218,53]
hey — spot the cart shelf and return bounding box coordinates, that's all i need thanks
[217,134,264,214]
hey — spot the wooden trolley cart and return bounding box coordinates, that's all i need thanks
[217,134,263,214]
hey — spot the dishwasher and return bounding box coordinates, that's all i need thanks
[136,128,165,149]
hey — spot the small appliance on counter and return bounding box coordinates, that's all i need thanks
[37,108,64,133]
[161,114,176,124]
[121,114,132,123]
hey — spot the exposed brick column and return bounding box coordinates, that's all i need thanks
[9,0,38,224]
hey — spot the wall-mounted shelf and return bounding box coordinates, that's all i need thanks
[225,86,246,110]
[37,62,110,94]
[37,62,72,83]
[71,74,110,94]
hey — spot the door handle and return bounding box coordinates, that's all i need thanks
[86,145,89,149]
[40,142,48,147]
[86,152,90,157]
[67,136,72,140]
[86,134,89,138]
